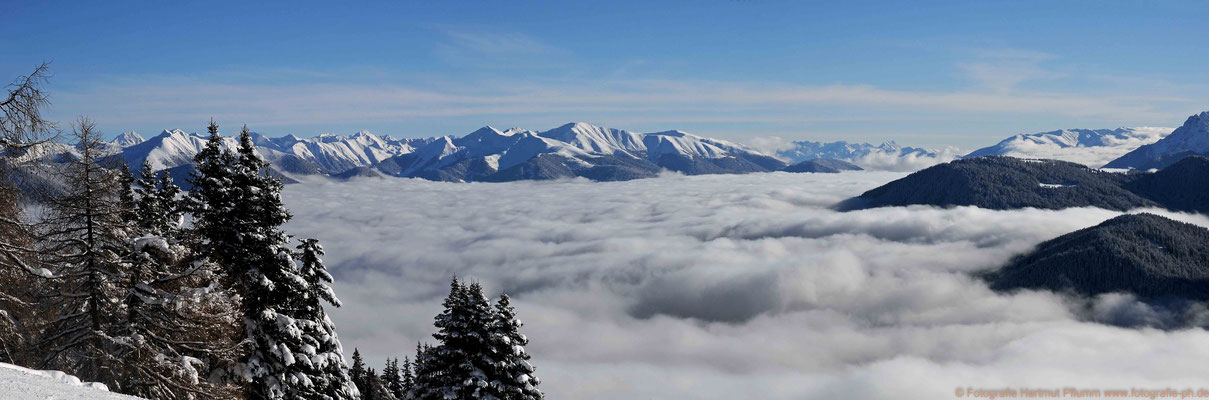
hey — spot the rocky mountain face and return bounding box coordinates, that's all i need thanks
[1104,112,1209,170]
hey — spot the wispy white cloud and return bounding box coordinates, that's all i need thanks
[44,42,1209,147]
[957,49,1059,93]
[431,25,574,70]
[52,74,1199,134]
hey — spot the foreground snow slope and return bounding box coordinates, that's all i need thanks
[0,363,141,399]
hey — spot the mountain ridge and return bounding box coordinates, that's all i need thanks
[74,123,801,183]
[965,127,1172,167]
[840,155,1209,214]
[1105,112,1209,170]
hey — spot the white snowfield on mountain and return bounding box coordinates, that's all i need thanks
[18,121,1182,178]
[964,126,1173,167]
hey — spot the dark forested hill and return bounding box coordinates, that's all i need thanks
[985,213,1209,300]
[1123,156,1209,214]
[838,156,1155,211]
[781,158,863,173]
[840,155,1209,213]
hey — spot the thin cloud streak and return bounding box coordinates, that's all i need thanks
[52,74,1197,135]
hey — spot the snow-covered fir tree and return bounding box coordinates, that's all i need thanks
[487,294,542,400]
[380,358,403,399]
[118,164,138,225]
[112,161,242,399]
[409,343,430,399]
[190,123,357,400]
[350,348,368,396]
[412,279,544,400]
[134,161,181,236]
[186,119,238,270]
[400,357,414,399]
[293,238,360,400]
[416,279,498,399]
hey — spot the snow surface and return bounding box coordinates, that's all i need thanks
[642,130,751,162]
[965,127,1172,167]
[0,363,140,399]
[537,122,647,157]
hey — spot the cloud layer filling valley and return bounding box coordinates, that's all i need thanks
[282,172,1209,399]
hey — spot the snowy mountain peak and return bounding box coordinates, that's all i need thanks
[567,122,601,131]
[1188,111,1209,124]
[647,130,690,137]
[878,141,901,150]
[642,130,753,161]
[110,131,145,147]
[467,126,506,137]
[1177,111,1209,135]
[538,122,646,156]
[156,129,189,139]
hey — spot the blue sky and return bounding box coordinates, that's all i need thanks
[3,0,1207,149]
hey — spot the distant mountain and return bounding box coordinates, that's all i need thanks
[774,140,948,171]
[964,127,1171,167]
[257,130,432,174]
[117,129,223,171]
[354,123,787,182]
[109,131,145,148]
[840,155,1209,213]
[31,123,788,184]
[1104,111,1209,170]
[114,129,431,175]
[781,158,862,173]
[986,213,1209,301]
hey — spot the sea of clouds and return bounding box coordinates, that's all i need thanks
[282,171,1209,399]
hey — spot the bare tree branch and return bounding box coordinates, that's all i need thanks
[1,61,57,153]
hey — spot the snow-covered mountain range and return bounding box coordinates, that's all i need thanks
[965,127,1172,167]
[346,123,787,182]
[1104,112,1209,170]
[18,123,793,184]
[113,129,435,174]
[773,140,955,171]
[23,112,1207,184]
